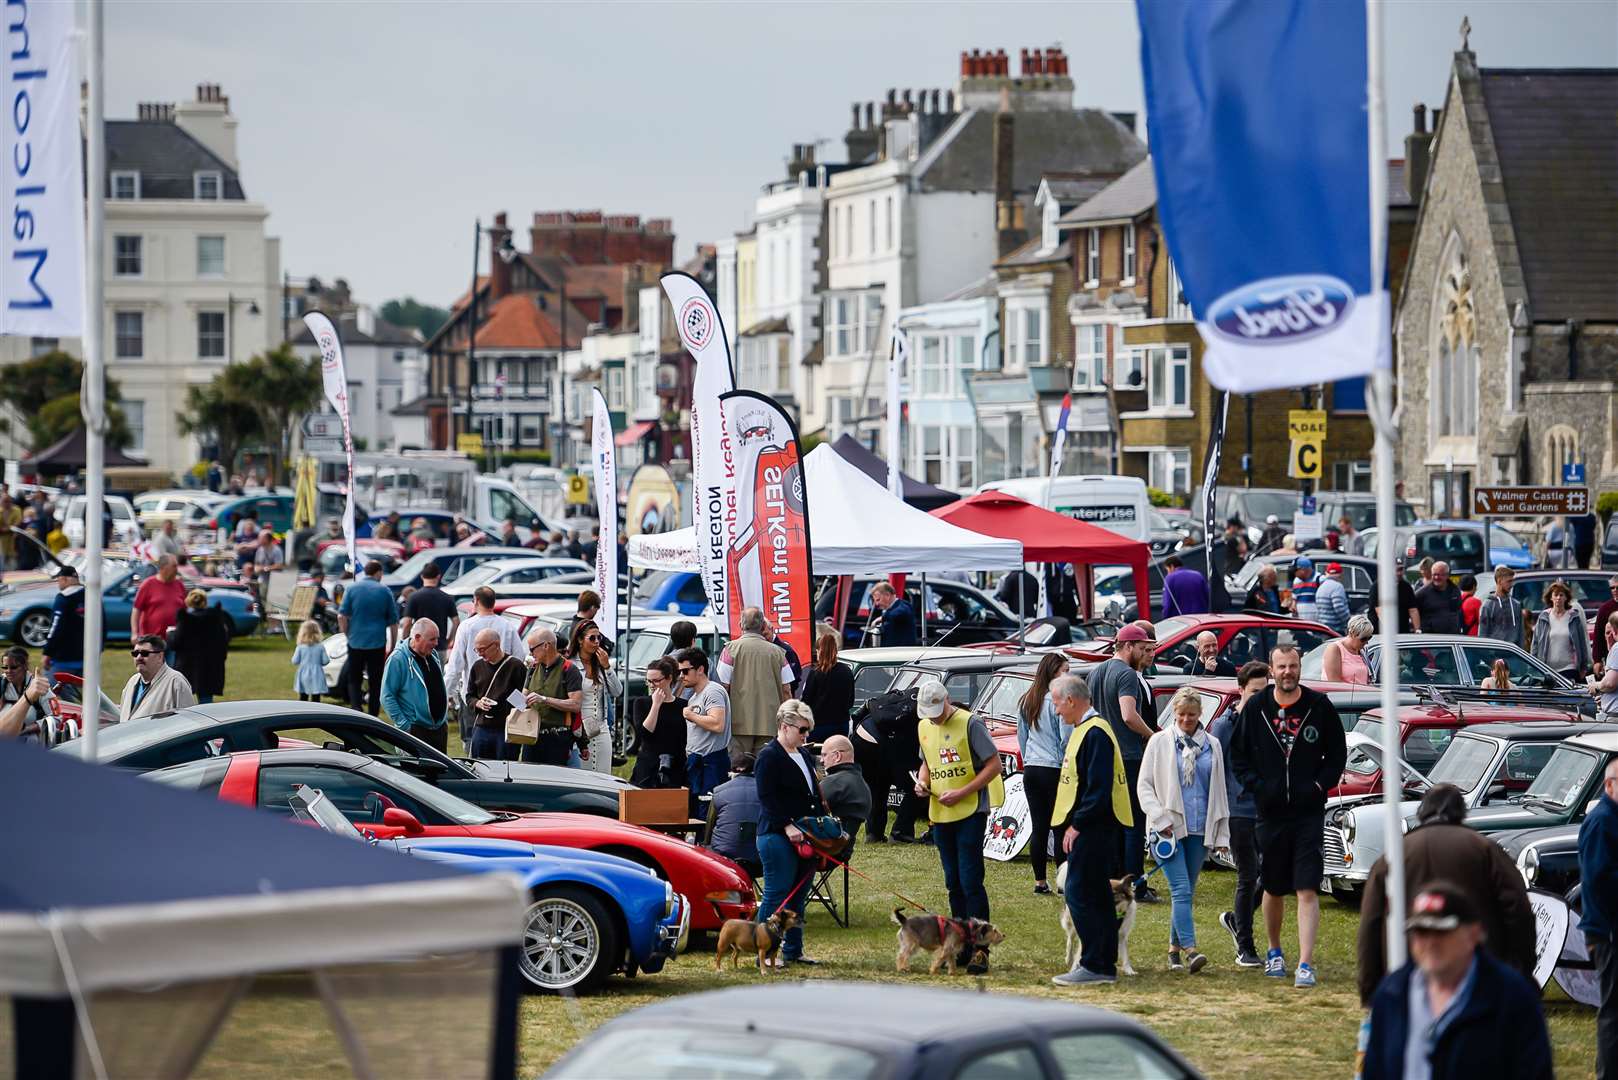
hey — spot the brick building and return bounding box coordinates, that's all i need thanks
[1394,44,1618,512]
[411,211,673,454]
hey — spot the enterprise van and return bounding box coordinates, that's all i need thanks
[975,475,1151,543]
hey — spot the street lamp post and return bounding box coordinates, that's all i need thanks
[226,293,261,363]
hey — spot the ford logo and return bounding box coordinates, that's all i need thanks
[1207,275,1355,345]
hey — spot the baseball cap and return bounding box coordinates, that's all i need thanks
[1265,514,1279,524]
[1406,884,1478,932]
[1115,623,1151,643]
[1325,562,1343,574]
[53,564,77,578]
[1294,555,1314,570]
[915,677,950,720]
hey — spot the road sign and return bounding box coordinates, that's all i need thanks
[1287,409,1326,480]
[456,433,484,454]
[565,474,590,505]
[1474,486,1590,516]
[1562,463,1586,484]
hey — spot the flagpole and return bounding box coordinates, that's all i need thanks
[81,0,106,760]
[1365,0,1405,968]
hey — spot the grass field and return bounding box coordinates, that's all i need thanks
[85,637,1598,1078]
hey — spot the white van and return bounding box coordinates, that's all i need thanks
[975,474,1151,543]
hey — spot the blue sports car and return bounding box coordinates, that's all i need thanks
[0,561,261,648]
[170,777,686,994]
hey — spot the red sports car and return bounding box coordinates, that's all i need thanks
[209,748,755,933]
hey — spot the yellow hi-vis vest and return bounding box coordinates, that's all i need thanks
[1052,715,1134,829]
[916,707,1005,824]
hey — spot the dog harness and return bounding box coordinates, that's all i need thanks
[934,915,980,948]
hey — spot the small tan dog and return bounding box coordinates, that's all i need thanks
[715,908,799,972]
[892,909,1007,975]
[1054,862,1138,976]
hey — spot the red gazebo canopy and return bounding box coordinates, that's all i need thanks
[931,489,1151,618]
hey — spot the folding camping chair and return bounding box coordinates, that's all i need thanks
[806,843,852,929]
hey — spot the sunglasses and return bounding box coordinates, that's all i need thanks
[0,663,21,671]
[131,649,160,659]
[583,635,600,644]
[787,724,811,734]
[677,667,694,675]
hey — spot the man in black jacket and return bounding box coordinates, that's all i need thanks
[852,685,923,843]
[42,565,85,677]
[1229,643,1346,989]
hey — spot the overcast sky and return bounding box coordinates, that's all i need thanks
[103,0,1616,308]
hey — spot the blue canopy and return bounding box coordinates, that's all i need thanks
[0,742,523,995]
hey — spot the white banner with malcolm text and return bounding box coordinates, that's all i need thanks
[2,0,82,336]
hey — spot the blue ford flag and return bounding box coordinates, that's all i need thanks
[1136,0,1388,392]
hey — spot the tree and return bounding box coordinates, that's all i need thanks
[176,344,320,484]
[0,350,131,451]
[380,297,450,339]
[176,379,263,474]
[242,344,323,484]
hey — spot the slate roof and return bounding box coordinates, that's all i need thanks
[105,120,245,200]
[291,313,420,348]
[1479,69,1618,322]
[1058,158,1156,226]
[916,109,1144,195]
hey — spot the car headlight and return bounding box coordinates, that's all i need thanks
[663,880,675,917]
[704,890,747,905]
[1341,813,1355,846]
[1520,846,1539,885]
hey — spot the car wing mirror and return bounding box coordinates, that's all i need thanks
[381,806,424,836]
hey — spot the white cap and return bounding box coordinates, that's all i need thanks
[1266,514,1279,524]
[915,677,950,719]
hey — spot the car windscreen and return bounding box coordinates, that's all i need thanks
[53,711,209,760]
[358,761,495,825]
[1523,745,1600,811]
[548,1028,879,1080]
[627,631,672,670]
[1427,734,1497,792]
[385,549,440,584]
[1240,491,1299,524]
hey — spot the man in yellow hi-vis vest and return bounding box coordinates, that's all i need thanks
[913,677,1004,975]
[1047,674,1134,987]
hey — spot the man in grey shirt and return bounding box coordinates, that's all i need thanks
[678,647,732,805]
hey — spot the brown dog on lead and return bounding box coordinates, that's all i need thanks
[892,909,1006,975]
[715,909,800,972]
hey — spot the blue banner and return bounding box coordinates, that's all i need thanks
[1136,0,1388,392]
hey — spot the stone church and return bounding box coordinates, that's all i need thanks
[1395,41,1617,515]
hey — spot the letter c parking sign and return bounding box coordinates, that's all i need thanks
[1287,409,1326,480]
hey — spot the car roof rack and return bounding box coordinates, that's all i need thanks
[1409,684,1592,714]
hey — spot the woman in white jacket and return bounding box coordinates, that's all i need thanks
[1137,686,1231,974]
[567,619,621,774]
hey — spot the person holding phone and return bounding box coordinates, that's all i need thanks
[632,656,688,788]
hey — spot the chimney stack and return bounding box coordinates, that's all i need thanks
[993,88,1025,257]
[1404,103,1432,202]
[845,101,879,163]
[489,212,513,300]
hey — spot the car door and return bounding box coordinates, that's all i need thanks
[1394,643,1461,685]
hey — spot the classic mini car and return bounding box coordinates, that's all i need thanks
[192,747,755,934]
[1320,718,1590,901]
[56,700,628,817]
[1460,726,1618,836]
[1067,613,1340,675]
[381,545,537,594]
[544,982,1202,1080]
[1496,821,1583,898]
[146,776,686,993]
[0,560,260,647]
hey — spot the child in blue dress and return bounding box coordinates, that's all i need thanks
[291,620,330,702]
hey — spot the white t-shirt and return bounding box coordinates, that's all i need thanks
[787,747,814,789]
[1603,644,1618,716]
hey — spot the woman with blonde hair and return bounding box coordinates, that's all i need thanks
[1322,614,1375,685]
[170,588,231,703]
[1481,658,1512,693]
[1136,685,1231,974]
[291,619,330,702]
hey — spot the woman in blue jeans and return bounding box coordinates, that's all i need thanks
[1136,686,1231,973]
[753,699,825,967]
